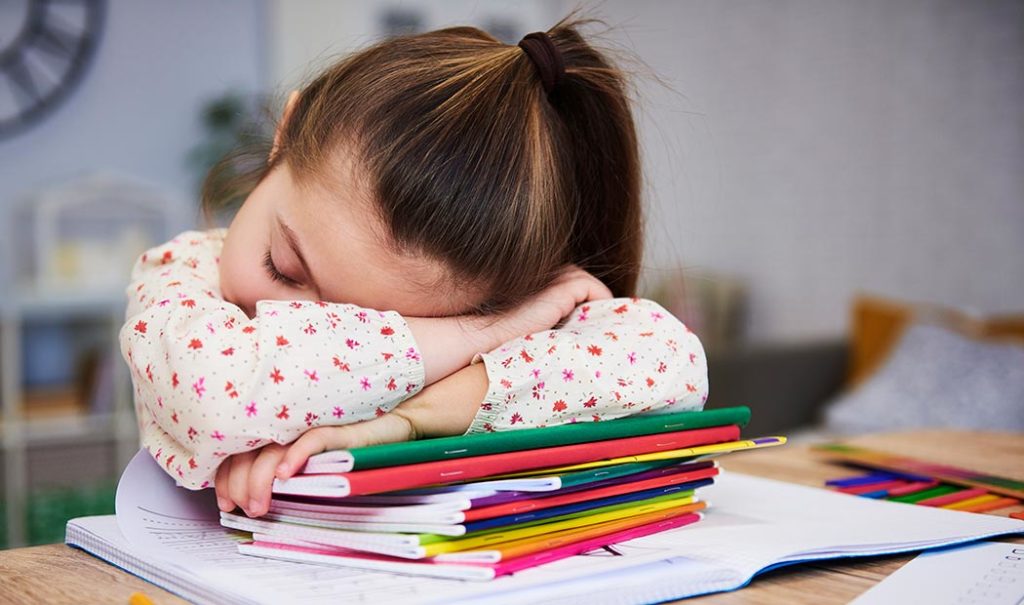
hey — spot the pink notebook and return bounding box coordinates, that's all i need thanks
[238,511,704,580]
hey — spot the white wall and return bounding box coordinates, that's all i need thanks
[0,1,266,224]
[587,0,1024,342]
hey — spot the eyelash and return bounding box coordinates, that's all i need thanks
[263,248,300,287]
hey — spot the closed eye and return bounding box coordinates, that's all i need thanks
[263,248,301,287]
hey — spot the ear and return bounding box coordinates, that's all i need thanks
[269,90,300,164]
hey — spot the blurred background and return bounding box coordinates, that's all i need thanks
[0,0,1021,548]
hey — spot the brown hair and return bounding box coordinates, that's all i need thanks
[203,10,643,316]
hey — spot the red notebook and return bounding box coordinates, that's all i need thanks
[272,424,740,498]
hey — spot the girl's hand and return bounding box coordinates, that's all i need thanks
[491,264,613,343]
[215,412,417,517]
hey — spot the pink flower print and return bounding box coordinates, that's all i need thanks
[224,317,236,329]
[553,400,567,412]
[500,378,513,389]
[501,357,514,368]
[657,361,667,373]
[210,430,225,441]
[380,326,395,336]
[686,383,698,393]
[333,356,350,372]
[289,301,303,309]
[304,412,319,427]
[188,338,203,350]
[171,372,179,388]
[145,364,153,382]
[405,383,417,393]
[315,301,328,307]
[386,377,397,391]
[269,367,284,384]
[360,377,372,390]
[639,331,654,337]
[583,396,598,408]
[221,347,235,356]
[304,369,319,382]
[531,368,542,379]
[405,347,420,362]
[614,304,629,314]
[245,401,257,417]
[547,345,557,355]
[134,320,148,334]
[355,311,368,323]
[562,369,575,382]
[157,299,170,307]
[576,305,590,321]
[375,407,386,418]
[192,377,206,398]
[189,457,198,470]
[592,414,602,422]
[345,338,360,349]
[519,349,534,363]
[381,352,394,361]
[587,344,603,356]
[332,406,344,418]
[531,381,545,400]
[626,352,637,365]
[510,412,523,425]
[187,426,197,441]
[171,411,179,424]
[303,323,316,335]
[242,326,255,334]
[156,396,164,408]
[276,335,290,347]
[604,331,619,341]
[276,405,290,420]
[205,321,215,334]
[650,310,664,321]
[666,338,678,353]
[690,352,698,364]
[646,377,656,388]
[224,381,238,398]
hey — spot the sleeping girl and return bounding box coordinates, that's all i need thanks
[119,14,708,519]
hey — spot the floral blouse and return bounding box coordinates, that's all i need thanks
[119,229,709,489]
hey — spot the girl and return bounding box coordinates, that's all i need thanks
[119,14,708,519]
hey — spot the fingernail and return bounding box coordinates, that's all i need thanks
[276,463,289,477]
[217,497,231,511]
[249,499,262,515]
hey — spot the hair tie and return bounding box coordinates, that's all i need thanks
[518,31,565,95]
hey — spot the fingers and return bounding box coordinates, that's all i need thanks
[277,428,332,480]
[247,444,288,517]
[227,450,257,516]
[214,457,234,512]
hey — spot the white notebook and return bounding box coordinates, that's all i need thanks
[65,450,1024,604]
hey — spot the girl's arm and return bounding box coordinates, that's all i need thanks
[277,297,707,477]
[120,230,509,489]
[466,297,708,431]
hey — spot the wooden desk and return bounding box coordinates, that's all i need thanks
[1,430,1022,605]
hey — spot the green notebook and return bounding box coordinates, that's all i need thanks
[302,406,751,473]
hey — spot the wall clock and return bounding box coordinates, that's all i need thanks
[0,0,104,140]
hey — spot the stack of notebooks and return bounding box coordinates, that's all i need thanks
[220,406,786,580]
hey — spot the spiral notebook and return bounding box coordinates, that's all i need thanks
[66,451,1024,604]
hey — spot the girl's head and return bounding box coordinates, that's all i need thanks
[209,13,643,319]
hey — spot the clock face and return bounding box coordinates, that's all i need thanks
[0,0,104,139]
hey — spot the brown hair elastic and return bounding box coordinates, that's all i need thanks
[518,31,565,94]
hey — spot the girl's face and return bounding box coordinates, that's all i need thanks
[219,152,482,319]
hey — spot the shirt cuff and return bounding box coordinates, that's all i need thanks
[464,351,507,434]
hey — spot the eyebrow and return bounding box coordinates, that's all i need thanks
[276,215,322,298]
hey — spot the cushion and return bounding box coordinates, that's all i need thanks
[824,321,1024,434]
